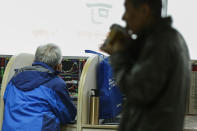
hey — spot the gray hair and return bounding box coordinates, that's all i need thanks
[34,43,62,68]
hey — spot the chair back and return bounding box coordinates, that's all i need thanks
[0,53,34,131]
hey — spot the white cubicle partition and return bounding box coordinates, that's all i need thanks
[61,55,100,131]
[76,55,118,131]
[77,55,100,131]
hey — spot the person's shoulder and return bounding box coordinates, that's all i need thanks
[53,76,66,85]
[150,22,181,46]
[43,75,66,91]
[153,17,181,40]
[48,76,70,97]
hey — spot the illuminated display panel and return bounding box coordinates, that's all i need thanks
[0,0,124,56]
[59,57,87,99]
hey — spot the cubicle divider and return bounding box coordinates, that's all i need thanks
[77,55,100,130]
[62,55,102,131]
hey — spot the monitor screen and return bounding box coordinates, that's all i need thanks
[0,56,12,87]
[59,56,88,100]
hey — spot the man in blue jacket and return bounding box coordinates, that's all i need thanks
[2,43,77,131]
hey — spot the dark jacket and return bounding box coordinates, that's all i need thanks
[2,62,76,131]
[110,17,191,131]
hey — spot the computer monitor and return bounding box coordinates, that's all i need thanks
[59,56,88,101]
[0,55,12,89]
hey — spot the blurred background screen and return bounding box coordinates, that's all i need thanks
[0,0,196,59]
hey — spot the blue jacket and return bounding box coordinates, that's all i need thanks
[2,62,77,131]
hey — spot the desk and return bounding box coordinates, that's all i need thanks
[78,115,197,131]
[81,124,117,131]
[61,124,77,131]
[184,115,197,131]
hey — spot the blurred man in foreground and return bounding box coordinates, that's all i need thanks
[100,0,191,130]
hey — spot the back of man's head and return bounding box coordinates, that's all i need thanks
[34,43,62,68]
[129,0,162,18]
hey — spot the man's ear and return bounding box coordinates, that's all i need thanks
[54,64,62,71]
[140,3,151,18]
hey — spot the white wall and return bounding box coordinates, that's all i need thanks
[0,0,125,56]
[168,0,197,59]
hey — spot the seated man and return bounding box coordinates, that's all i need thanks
[2,43,76,131]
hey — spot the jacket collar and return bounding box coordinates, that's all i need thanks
[32,62,56,74]
[137,16,172,37]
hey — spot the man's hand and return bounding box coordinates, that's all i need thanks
[100,40,124,54]
[100,34,130,55]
